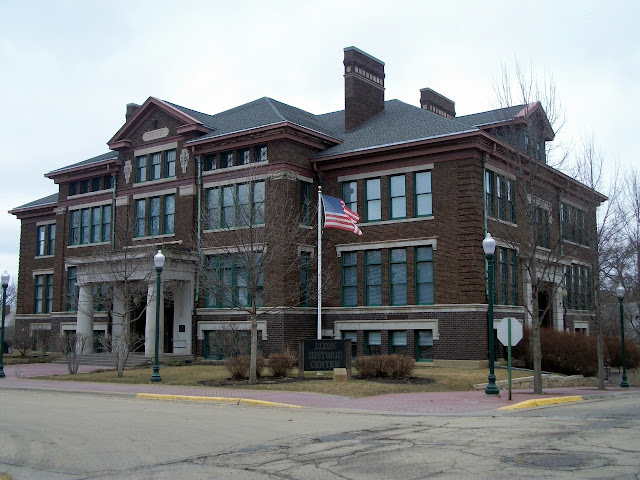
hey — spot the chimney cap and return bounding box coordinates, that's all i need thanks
[343,46,385,66]
[420,87,455,105]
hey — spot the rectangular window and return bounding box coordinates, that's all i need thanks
[34,275,44,314]
[148,197,160,236]
[222,186,234,227]
[510,250,518,305]
[390,331,409,355]
[499,248,508,305]
[204,153,216,171]
[390,248,407,305]
[415,171,432,217]
[341,251,358,306]
[136,156,147,183]
[44,274,53,313]
[299,251,311,306]
[48,224,56,255]
[69,182,77,196]
[80,208,90,244]
[204,253,263,308]
[80,180,90,194]
[101,205,111,243]
[206,187,220,229]
[164,195,175,234]
[66,267,78,311]
[91,207,101,243]
[238,148,250,165]
[103,175,112,190]
[485,171,495,217]
[92,177,102,192]
[342,331,357,359]
[37,226,46,256]
[70,210,80,245]
[300,181,311,226]
[415,330,434,361]
[365,250,382,306]
[255,145,268,162]
[135,199,146,237]
[236,183,250,227]
[253,181,265,225]
[572,264,579,310]
[507,180,515,223]
[342,181,357,213]
[365,178,381,221]
[497,177,506,220]
[165,150,176,178]
[150,153,161,181]
[389,175,406,219]
[366,331,382,356]
[564,266,572,310]
[535,208,550,249]
[415,246,434,305]
[221,151,233,168]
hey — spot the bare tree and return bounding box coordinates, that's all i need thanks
[199,171,319,384]
[490,60,602,393]
[572,134,620,389]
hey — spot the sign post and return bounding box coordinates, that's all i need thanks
[497,318,523,401]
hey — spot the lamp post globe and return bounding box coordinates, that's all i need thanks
[616,284,629,388]
[0,271,10,379]
[483,234,499,395]
[150,251,165,382]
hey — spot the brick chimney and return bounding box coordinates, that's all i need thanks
[126,103,140,120]
[420,88,455,119]
[344,47,385,131]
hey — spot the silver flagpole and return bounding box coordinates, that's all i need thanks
[317,186,322,340]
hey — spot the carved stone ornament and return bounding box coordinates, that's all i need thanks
[124,160,133,184]
[180,149,189,173]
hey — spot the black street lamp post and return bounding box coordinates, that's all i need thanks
[150,250,165,383]
[483,234,499,395]
[0,271,9,379]
[616,284,629,388]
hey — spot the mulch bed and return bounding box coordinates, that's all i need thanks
[199,375,435,387]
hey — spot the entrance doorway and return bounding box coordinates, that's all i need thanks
[130,296,147,353]
[538,286,552,329]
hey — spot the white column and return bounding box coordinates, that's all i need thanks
[145,280,164,357]
[76,284,94,354]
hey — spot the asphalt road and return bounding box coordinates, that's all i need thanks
[1,389,638,479]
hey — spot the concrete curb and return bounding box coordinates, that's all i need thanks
[136,393,303,409]
[499,395,583,410]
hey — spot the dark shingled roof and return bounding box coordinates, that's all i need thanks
[184,97,342,143]
[455,104,527,128]
[47,151,118,175]
[164,101,218,129]
[314,100,477,158]
[12,193,58,212]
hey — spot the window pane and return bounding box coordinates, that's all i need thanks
[164,195,175,234]
[365,178,381,221]
[48,224,56,254]
[415,171,432,216]
[206,188,220,229]
[81,209,90,244]
[37,226,45,256]
[342,181,357,213]
[165,150,176,177]
[391,331,407,346]
[101,206,111,243]
[367,331,381,345]
[222,186,234,227]
[136,156,147,183]
[149,197,160,236]
[91,206,101,243]
[237,183,250,226]
[150,153,161,180]
[390,175,406,219]
[253,181,265,224]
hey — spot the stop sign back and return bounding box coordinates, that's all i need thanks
[497,317,523,346]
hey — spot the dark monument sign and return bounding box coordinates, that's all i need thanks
[300,339,351,372]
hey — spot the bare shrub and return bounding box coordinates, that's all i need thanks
[225,355,264,380]
[12,328,31,357]
[51,333,90,374]
[268,352,296,377]
[383,355,416,378]
[354,355,385,378]
[100,332,146,372]
[605,336,640,369]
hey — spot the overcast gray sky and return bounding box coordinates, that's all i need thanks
[1,0,638,284]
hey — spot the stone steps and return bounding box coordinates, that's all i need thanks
[473,374,598,390]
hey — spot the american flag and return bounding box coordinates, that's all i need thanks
[321,194,363,236]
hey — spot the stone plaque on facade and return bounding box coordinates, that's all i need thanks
[124,160,132,184]
[180,148,189,173]
[142,127,169,142]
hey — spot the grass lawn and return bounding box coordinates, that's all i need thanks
[39,363,537,398]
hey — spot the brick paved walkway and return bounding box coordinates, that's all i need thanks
[0,363,635,414]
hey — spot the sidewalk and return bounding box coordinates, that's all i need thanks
[0,363,636,415]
